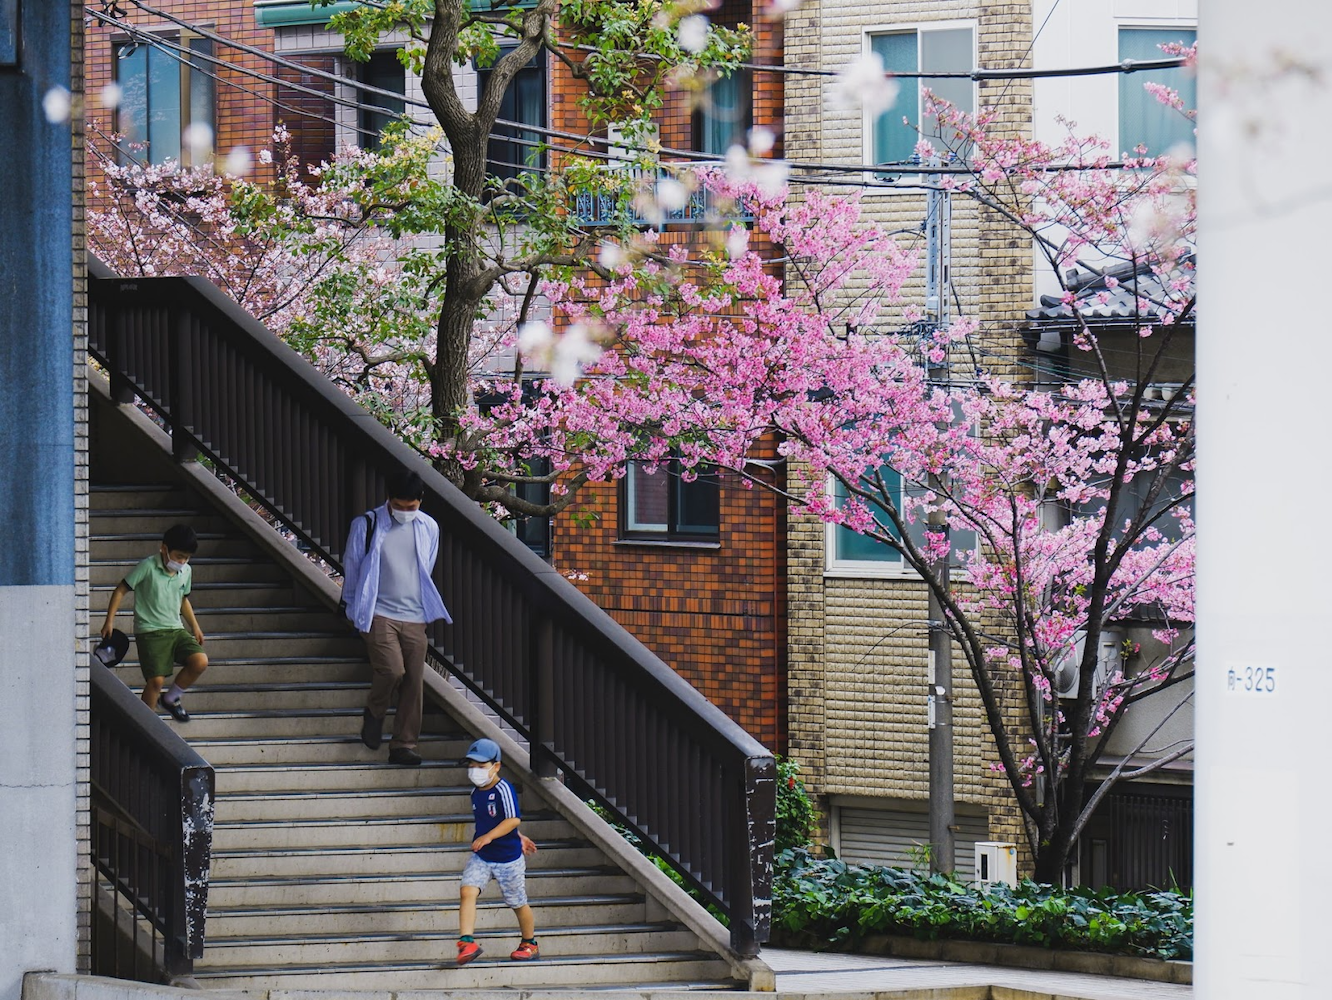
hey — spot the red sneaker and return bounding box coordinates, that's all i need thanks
[456,940,483,965]
[510,940,540,961]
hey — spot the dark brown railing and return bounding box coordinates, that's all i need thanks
[89,261,774,954]
[90,660,214,980]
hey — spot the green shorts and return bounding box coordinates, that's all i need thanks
[135,628,204,681]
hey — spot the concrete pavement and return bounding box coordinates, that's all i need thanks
[761,947,1193,999]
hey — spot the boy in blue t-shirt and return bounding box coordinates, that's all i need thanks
[456,738,539,965]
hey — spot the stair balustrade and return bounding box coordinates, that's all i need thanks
[90,660,215,980]
[88,261,775,955]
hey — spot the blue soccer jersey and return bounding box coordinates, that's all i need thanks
[471,777,523,863]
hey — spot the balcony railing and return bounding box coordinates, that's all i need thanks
[573,162,753,228]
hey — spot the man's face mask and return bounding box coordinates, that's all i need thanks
[391,508,418,525]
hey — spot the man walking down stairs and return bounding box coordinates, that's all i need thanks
[340,468,452,769]
[88,386,762,989]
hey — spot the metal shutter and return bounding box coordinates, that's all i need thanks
[836,803,989,880]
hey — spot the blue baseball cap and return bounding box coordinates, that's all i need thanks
[463,738,501,763]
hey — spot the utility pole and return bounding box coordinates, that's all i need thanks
[924,176,955,875]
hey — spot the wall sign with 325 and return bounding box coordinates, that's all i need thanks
[1227,664,1277,695]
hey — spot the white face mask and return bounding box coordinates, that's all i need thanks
[165,559,187,574]
[468,765,494,787]
[390,508,418,525]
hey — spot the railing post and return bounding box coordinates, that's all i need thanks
[532,615,557,778]
[171,304,196,463]
[728,755,776,956]
[107,293,135,404]
[180,765,214,961]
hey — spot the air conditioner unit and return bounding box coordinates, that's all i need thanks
[975,841,1017,889]
[1052,629,1123,700]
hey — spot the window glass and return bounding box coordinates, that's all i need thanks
[479,48,547,182]
[626,463,670,533]
[872,27,974,167]
[919,28,973,146]
[147,44,182,164]
[358,50,407,151]
[832,467,904,563]
[870,33,917,167]
[695,71,751,155]
[114,38,214,165]
[624,460,720,539]
[675,467,720,534]
[116,43,149,156]
[1118,28,1197,155]
[187,37,216,153]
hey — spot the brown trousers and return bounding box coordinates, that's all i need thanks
[363,615,428,750]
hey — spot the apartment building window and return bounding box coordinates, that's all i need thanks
[826,467,909,573]
[825,466,975,576]
[694,70,752,155]
[357,50,407,151]
[1118,28,1197,156]
[477,48,547,183]
[114,36,216,166]
[622,460,720,541]
[869,25,975,168]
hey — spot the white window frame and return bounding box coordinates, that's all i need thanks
[823,472,918,580]
[1115,21,1197,157]
[861,19,977,178]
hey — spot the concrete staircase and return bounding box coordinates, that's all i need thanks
[91,479,747,990]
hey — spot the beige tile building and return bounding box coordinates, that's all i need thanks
[781,0,1196,886]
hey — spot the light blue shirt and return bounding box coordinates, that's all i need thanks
[375,514,425,621]
[340,503,451,633]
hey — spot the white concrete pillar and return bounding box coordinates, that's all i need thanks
[1196,2,1332,997]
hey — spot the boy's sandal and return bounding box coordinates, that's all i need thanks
[510,941,540,961]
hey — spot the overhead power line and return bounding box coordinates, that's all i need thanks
[89,5,1174,187]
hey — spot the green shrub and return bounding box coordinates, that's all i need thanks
[772,848,1192,961]
[775,756,816,853]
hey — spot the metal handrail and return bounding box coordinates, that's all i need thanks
[88,261,774,953]
[89,660,214,979]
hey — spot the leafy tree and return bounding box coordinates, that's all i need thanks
[317,0,750,508]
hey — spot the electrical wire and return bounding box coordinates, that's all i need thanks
[90,3,1187,180]
[114,0,1192,85]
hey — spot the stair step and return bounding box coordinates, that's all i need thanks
[123,708,400,739]
[206,868,637,907]
[90,485,187,509]
[215,786,486,822]
[104,606,343,635]
[91,558,289,585]
[123,633,362,659]
[210,814,578,851]
[189,952,734,990]
[93,536,262,560]
[204,894,649,937]
[212,760,485,793]
[210,841,605,879]
[89,511,232,532]
[93,581,304,609]
[195,925,701,968]
[190,733,473,766]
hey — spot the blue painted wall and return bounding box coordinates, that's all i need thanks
[0,0,74,587]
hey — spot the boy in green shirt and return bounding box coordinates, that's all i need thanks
[101,524,208,722]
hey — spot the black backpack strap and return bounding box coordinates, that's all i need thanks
[363,510,375,554]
